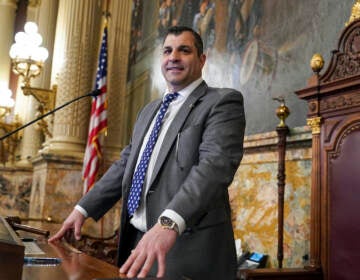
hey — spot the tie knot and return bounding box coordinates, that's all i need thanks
[164,92,179,104]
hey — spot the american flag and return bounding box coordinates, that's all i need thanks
[82,26,108,194]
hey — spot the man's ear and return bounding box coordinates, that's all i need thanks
[200,53,206,67]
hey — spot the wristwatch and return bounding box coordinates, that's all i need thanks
[158,216,179,234]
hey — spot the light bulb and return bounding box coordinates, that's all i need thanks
[29,32,43,46]
[32,47,47,62]
[24,22,38,34]
[15,31,27,44]
[9,44,20,58]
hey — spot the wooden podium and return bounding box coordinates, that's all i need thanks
[0,216,175,280]
[22,238,121,280]
[0,216,25,280]
[0,216,121,280]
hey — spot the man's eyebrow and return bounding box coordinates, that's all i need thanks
[165,44,193,51]
[161,44,194,53]
[178,44,192,49]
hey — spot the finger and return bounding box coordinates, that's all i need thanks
[119,250,137,274]
[137,253,156,278]
[126,252,147,278]
[48,226,67,242]
[156,253,166,278]
[74,223,82,240]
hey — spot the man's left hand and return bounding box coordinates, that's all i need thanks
[119,223,177,278]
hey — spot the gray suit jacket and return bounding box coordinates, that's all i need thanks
[78,81,246,280]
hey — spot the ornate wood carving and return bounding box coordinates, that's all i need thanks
[321,20,360,82]
[320,91,360,112]
[328,121,360,159]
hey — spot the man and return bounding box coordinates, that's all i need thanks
[49,26,246,280]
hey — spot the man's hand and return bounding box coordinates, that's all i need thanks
[48,208,86,242]
[119,223,177,278]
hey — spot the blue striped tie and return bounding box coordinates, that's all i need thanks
[127,92,179,216]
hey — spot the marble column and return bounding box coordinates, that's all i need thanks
[43,0,102,158]
[15,0,59,167]
[0,0,16,166]
[0,0,16,85]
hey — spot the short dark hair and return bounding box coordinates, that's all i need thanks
[163,26,204,56]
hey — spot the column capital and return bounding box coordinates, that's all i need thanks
[307,117,322,135]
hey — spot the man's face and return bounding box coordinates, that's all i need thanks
[161,31,206,92]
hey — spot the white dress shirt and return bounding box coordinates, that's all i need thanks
[76,78,204,235]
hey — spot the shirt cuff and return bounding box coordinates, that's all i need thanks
[75,205,88,218]
[160,209,186,235]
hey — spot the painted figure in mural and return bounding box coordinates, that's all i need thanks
[192,0,215,49]
[49,26,245,279]
[227,0,262,87]
[158,0,178,38]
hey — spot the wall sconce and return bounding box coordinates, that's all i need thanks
[0,85,22,165]
[9,22,56,119]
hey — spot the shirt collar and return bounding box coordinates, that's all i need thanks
[164,78,204,100]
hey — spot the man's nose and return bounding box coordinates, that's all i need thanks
[169,50,180,61]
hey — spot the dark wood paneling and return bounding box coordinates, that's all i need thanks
[296,18,360,280]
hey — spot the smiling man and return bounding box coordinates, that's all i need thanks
[49,26,246,280]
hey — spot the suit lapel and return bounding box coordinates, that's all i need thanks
[149,82,208,187]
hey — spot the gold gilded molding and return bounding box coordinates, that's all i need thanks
[346,0,360,26]
[307,117,322,135]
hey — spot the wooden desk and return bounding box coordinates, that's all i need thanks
[22,238,121,280]
[0,218,171,280]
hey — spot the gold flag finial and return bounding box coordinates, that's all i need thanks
[346,0,360,26]
[273,96,290,128]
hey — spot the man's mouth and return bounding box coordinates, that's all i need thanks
[166,65,184,71]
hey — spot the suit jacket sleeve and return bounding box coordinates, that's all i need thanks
[77,143,131,221]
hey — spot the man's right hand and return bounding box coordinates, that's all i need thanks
[48,208,86,242]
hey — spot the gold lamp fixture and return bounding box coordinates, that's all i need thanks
[9,22,56,116]
[0,83,22,165]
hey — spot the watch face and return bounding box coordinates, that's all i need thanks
[159,216,179,233]
[161,216,173,226]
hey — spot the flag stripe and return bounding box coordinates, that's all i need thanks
[82,25,108,194]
